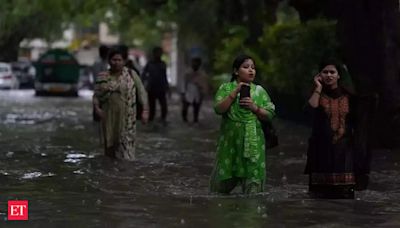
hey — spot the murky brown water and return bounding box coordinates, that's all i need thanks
[0,89,400,227]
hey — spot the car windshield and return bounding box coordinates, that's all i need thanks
[12,66,22,70]
[0,67,9,72]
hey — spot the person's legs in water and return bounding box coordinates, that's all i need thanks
[309,185,355,199]
[105,145,117,158]
[148,92,157,121]
[355,173,369,191]
[182,100,190,122]
[308,176,355,199]
[212,178,241,194]
[242,181,263,194]
[193,100,202,123]
[158,92,168,123]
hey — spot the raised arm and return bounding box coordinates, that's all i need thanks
[215,82,246,114]
[308,74,323,108]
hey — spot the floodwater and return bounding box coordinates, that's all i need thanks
[0,89,400,227]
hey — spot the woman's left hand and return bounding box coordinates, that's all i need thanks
[239,97,257,112]
[141,110,149,124]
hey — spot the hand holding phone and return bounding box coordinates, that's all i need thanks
[313,73,322,89]
[239,84,250,108]
[239,84,250,100]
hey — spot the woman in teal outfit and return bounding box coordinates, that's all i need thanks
[210,54,276,194]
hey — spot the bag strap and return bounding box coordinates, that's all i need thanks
[127,69,138,89]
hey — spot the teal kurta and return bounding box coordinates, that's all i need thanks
[210,81,275,192]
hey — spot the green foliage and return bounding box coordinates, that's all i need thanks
[0,0,66,40]
[210,73,231,93]
[259,19,339,95]
[212,19,339,94]
[276,0,300,24]
[213,26,249,74]
[210,26,265,91]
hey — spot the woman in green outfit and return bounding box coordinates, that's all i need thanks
[93,49,149,161]
[210,54,276,194]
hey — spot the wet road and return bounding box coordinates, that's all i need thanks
[0,89,400,227]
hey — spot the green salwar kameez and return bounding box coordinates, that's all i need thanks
[210,81,275,194]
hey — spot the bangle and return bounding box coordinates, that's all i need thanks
[314,90,321,95]
[254,106,260,114]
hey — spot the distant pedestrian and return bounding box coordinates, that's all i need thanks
[141,47,169,124]
[91,45,109,121]
[180,57,209,123]
[91,45,109,82]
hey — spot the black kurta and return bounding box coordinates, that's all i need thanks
[305,87,357,199]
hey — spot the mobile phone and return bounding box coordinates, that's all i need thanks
[239,84,250,100]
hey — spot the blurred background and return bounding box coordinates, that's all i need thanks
[1,0,400,147]
[1,1,400,226]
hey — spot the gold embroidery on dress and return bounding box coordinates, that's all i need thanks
[319,94,349,144]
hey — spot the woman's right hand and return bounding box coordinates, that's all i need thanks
[313,74,323,90]
[232,82,249,96]
[227,82,250,101]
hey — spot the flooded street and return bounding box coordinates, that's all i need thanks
[1,89,400,227]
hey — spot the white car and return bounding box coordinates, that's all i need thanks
[0,62,19,89]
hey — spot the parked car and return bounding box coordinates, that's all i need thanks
[0,62,19,89]
[11,61,35,88]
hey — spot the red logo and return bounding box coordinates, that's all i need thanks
[8,200,28,220]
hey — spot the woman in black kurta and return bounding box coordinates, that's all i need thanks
[305,61,358,199]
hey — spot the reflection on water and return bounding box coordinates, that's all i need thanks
[0,90,399,226]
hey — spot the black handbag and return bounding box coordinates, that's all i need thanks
[260,120,279,149]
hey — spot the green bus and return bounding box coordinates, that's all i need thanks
[34,49,80,96]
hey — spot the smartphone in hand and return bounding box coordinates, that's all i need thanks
[239,84,250,100]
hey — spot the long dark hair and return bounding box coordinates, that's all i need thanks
[318,58,355,95]
[107,48,125,62]
[230,54,255,82]
[318,59,343,76]
[108,48,125,65]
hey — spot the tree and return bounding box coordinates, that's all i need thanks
[290,0,400,148]
[0,0,112,61]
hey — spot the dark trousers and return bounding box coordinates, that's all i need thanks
[182,100,202,122]
[148,91,168,121]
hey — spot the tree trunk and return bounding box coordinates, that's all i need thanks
[243,0,279,46]
[336,0,400,148]
[290,0,333,21]
[292,0,400,148]
[0,36,23,62]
